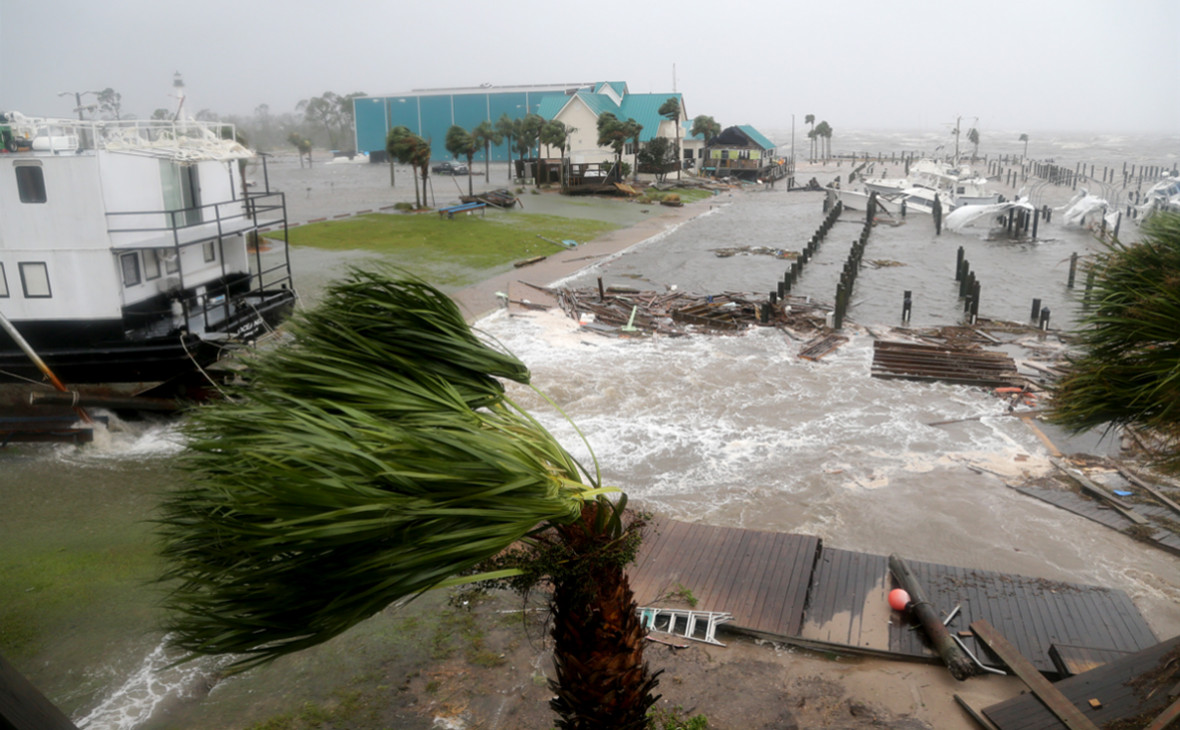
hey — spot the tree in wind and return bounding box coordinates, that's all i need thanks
[157,269,660,728]
[445,125,478,197]
[658,97,682,181]
[1048,212,1180,474]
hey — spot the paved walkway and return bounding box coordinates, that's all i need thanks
[450,195,725,323]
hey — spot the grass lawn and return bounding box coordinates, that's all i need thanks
[264,210,621,288]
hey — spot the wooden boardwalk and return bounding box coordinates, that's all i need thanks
[630,519,1158,675]
[1013,484,1180,557]
[981,635,1180,729]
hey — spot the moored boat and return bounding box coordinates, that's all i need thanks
[0,113,296,412]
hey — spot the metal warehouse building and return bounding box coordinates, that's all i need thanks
[352,82,597,162]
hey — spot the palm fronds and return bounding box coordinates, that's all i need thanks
[158,268,602,668]
[1050,212,1180,471]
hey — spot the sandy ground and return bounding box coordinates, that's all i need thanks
[261,157,1036,729]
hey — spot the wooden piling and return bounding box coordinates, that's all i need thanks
[888,554,976,681]
[1030,298,1041,322]
[1067,252,1078,288]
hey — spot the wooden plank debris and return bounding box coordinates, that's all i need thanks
[871,340,1023,387]
[971,619,1101,730]
[798,334,849,361]
[983,635,1180,730]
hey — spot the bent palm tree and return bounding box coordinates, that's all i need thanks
[1049,212,1180,473]
[157,269,659,727]
[445,124,478,197]
[473,120,501,184]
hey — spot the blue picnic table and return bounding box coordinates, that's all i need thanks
[438,202,486,219]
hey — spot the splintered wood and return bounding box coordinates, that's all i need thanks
[541,285,829,338]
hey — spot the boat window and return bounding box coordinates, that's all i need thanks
[163,250,179,274]
[120,252,142,287]
[15,164,47,204]
[0,263,8,297]
[18,262,51,298]
[202,241,216,263]
[144,249,162,280]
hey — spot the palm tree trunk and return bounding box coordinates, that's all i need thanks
[549,504,659,729]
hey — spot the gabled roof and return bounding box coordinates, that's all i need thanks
[739,125,775,150]
[713,125,776,151]
[539,89,686,143]
[595,81,628,98]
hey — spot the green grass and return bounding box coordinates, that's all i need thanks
[265,211,620,287]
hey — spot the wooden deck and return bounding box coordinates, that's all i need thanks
[630,519,1158,675]
[981,635,1180,729]
[1013,484,1180,557]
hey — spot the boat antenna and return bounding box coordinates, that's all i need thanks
[171,71,186,121]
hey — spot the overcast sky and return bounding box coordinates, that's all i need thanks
[3,0,1176,137]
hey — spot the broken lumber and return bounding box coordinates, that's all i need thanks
[970,620,1100,730]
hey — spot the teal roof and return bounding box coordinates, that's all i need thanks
[738,124,776,151]
[536,87,686,144]
[595,81,628,97]
[535,95,568,120]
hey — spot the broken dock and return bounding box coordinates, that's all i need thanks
[628,518,1158,677]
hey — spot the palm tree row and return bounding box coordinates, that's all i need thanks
[804,115,834,161]
[157,269,660,727]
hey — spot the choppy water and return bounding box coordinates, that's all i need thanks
[2,129,1177,729]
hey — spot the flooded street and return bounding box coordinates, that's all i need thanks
[2,130,1177,729]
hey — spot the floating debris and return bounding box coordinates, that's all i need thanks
[532,283,829,338]
[711,245,797,259]
[867,259,905,268]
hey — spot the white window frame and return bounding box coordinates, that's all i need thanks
[19,261,51,298]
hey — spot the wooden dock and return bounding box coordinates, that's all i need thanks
[980,635,1180,729]
[871,340,1023,387]
[1013,484,1180,557]
[629,519,1157,675]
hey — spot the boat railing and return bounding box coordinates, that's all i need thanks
[6,114,246,161]
[107,190,294,341]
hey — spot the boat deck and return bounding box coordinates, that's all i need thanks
[629,518,1157,675]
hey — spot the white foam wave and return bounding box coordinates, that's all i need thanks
[75,638,228,730]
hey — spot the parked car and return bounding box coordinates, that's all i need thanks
[431,160,469,175]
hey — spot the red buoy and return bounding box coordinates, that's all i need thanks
[888,588,911,611]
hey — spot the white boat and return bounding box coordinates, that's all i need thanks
[1137,172,1180,219]
[865,158,1001,213]
[0,113,296,405]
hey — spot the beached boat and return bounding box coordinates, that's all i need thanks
[0,113,296,406]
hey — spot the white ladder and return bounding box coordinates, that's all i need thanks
[638,607,733,646]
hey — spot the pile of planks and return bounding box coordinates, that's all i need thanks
[544,285,829,338]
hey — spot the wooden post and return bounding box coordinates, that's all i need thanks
[888,554,975,680]
[597,277,605,302]
[1030,298,1041,322]
[955,246,964,281]
[0,652,81,730]
[902,290,912,324]
[1067,252,1078,288]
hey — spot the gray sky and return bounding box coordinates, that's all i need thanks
[3,0,1176,136]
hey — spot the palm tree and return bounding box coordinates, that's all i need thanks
[156,269,660,728]
[967,127,980,161]
[540,119,573,187]
[472,121,502,184]
[805,114,815,161]
[495,113,516,181]
[658,97,681,181]
[1048,212,1180,474]
[596,112,628,180]
[814,121,832,160]
[623,118,643,182]
[518,114,545,186]
[386,126,430,208]
[1019,133,1029,160]
[445,125,478,197]
[690,115,721,172]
